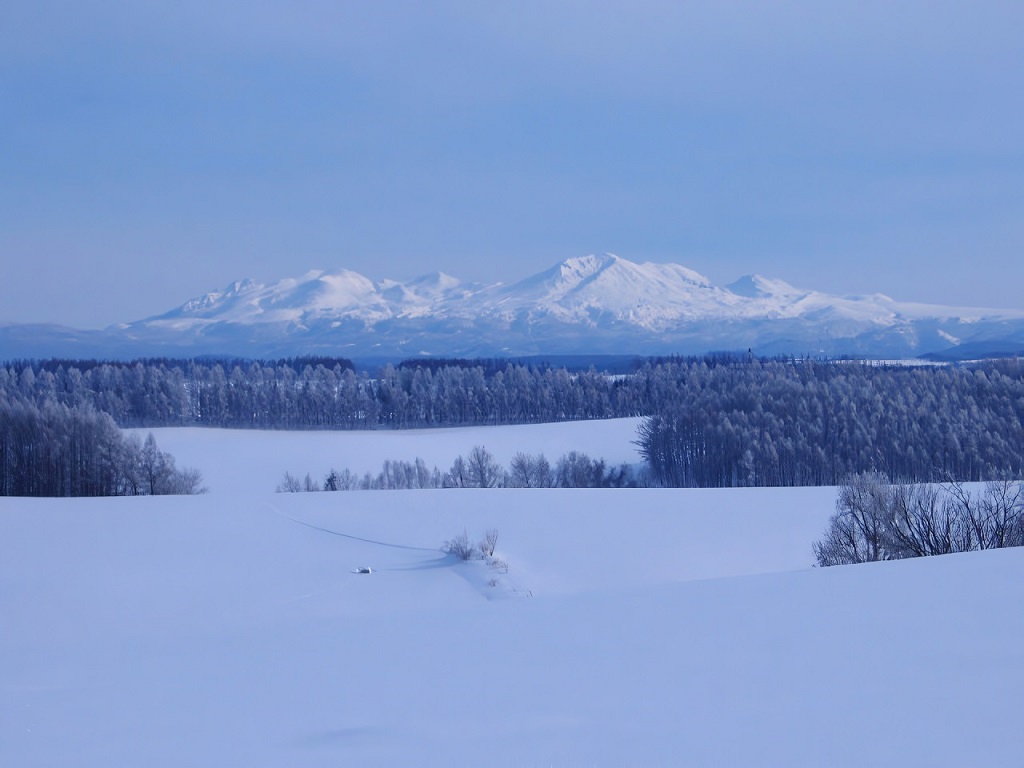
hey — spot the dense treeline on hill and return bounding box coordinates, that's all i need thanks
[0,400,204,497]
[3,355,1023,487]
[636,359,1024,486]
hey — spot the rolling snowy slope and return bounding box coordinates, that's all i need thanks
[3,484,1023,766]
[3,426,1023,765]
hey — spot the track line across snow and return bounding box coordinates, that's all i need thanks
[264,501,439,552]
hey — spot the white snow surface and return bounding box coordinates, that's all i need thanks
[3,422,1024,766]
[131,417,646,494]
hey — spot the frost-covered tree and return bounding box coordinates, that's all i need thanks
[815,473,1024,566]
[444,455,469,488]
[508,452,554,488]
[555,451,608,488]
[466,445,502,488]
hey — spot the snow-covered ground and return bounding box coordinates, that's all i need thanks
[3,423,1023,766]
[133,417,647,494]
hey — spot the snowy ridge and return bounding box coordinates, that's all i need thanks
[3,253,1024,359]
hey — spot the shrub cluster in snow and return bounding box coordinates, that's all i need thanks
[442,528,500,561]
[814,473,1024,565]
[441,528,522,596]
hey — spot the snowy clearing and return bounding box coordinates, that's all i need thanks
[132,417,646,494]
[3,424,1023,766]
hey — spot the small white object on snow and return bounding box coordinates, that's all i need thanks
[354,566,372,574]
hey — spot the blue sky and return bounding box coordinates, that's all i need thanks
[2,1,1022,328]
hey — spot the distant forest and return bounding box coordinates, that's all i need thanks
[2,354,1023,488]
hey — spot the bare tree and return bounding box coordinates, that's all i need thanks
[946,479,1024,550]
[813,472,895,566]
[140,432,169,495]
[554,451,607,488]
[466,445,502,488]
[887,482,971,558]
[508,452,553,488]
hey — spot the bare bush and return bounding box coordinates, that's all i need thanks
[443,529,475,560]
[479,528,499,557]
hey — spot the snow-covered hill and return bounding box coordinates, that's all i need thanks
[3,254,1024,360]
[3,423,1023,766]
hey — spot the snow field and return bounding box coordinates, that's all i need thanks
[2,422,1023,766]
[133,417,648,494]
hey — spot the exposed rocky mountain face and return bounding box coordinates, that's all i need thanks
[4,254,1024,361]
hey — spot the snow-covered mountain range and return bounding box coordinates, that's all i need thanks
[4,254,1024,360]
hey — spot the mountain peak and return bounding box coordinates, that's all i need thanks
[527,253,711,297]
[51,254,1024,361]
[727,274,803,299]
[560,252,619,274]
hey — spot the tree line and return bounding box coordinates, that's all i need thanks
[4,354,1023,487]
[0,356,640,428]
[277,446,639,492]
[0,398,204,497]
[636,359,1024,487]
